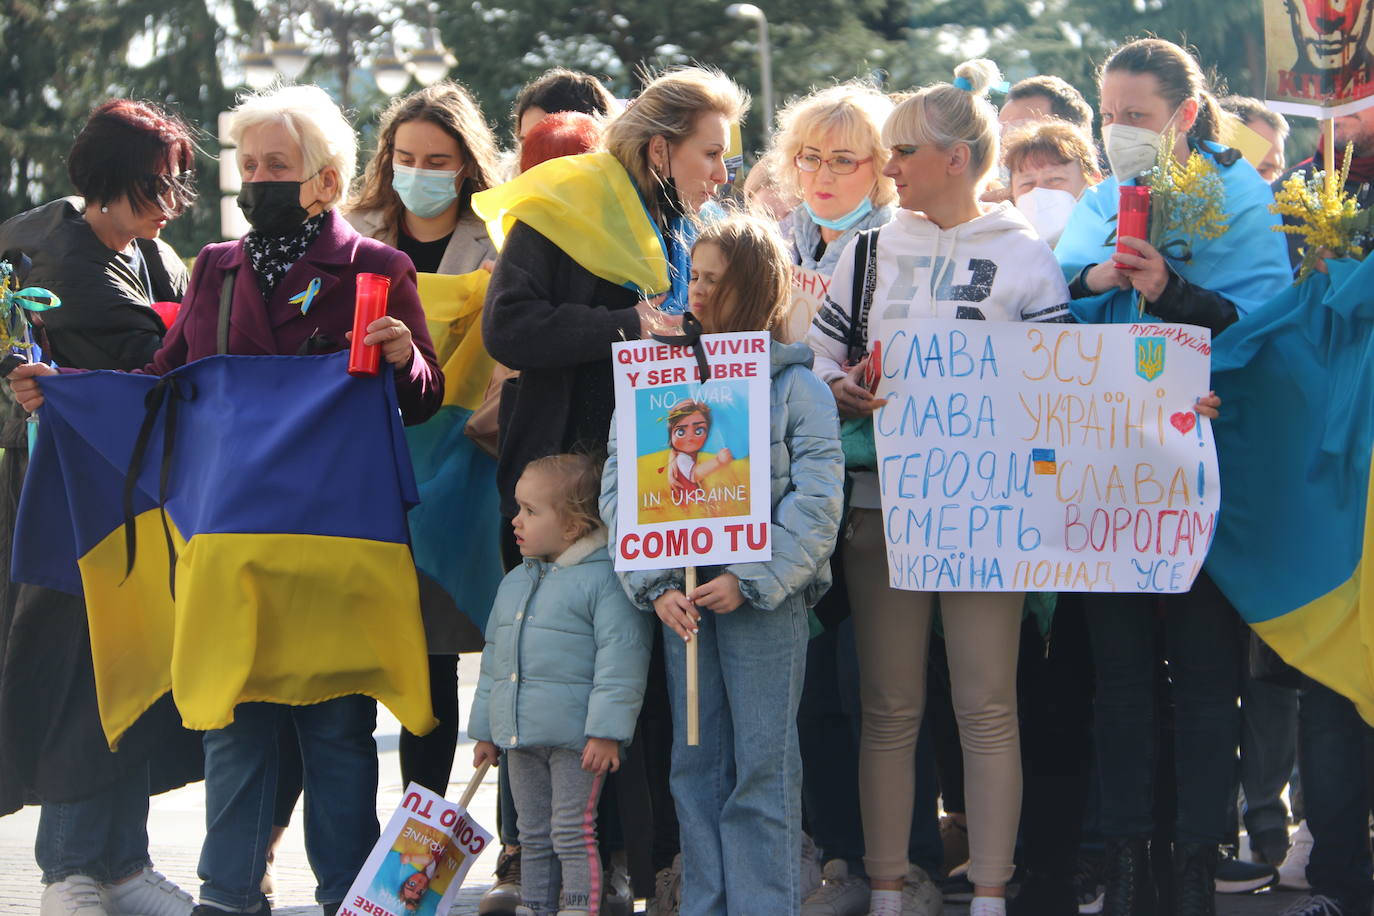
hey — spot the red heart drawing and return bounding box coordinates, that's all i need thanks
[1170,411,1196,435]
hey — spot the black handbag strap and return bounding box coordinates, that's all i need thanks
[846,228,880,365]
[217,267,237,356]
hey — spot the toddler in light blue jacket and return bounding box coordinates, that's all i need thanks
[470,454,652,916]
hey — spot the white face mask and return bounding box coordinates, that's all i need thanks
[1016,187,1079,247]
[1102,107,1181,182]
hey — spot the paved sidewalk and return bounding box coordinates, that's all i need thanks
[0,653,1309,914]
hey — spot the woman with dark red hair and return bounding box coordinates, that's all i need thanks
[0,99,200,916]
[518,110,603,174]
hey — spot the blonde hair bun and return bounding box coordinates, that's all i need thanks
[953,59,1003,98]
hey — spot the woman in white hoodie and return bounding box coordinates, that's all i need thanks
[807,59,1070,916]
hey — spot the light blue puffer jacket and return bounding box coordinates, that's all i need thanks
[468,531,652,751]
[600,340,844,611]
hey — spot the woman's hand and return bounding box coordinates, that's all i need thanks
[348,317,415,369]
[690,572,745,614]
[581,736,621,774]
[8,362,57,412]
[1084,260,1134,295]
[1112,236,1170,301]
[653,589,700,641]
[1194,390,1221,420]
[636,297,681,338]
[829,359,886,418]
[473,739,500,769]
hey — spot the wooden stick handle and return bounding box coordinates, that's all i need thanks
[685,566,700,746]
[457,760,491,810]
[1325,118,1338,193]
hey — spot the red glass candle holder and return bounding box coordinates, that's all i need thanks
[1115,185,1151,270]
[348,273,391,377]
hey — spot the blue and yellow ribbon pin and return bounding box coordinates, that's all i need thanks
[288,277,321,316]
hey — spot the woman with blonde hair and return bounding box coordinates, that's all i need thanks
[807,59,1071,916]
[774,82,897,342]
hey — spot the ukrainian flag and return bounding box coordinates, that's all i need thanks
[13,351,437,747]
[408,271,503,634]
[1207,257,1374,723]
[471,151,671,296]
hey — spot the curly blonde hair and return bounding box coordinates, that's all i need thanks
[772,82,897,208]
[522,454,603,539]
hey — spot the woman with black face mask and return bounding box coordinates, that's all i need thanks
[11,83,444,916]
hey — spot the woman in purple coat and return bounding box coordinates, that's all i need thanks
[13,84,443,916]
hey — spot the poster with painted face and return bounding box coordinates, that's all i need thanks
[611,332,773,571]
[1266,0,1374,116]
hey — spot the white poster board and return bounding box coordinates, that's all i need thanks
[339,783,493,916]
[871,319,1220,593]
[612,332,772,571]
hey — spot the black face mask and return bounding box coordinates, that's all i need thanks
[237,180,311,237]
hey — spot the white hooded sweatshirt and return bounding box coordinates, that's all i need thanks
[806,201,1071,507]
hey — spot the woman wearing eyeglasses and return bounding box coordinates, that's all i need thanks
[773,83,897,344]
[0,99,202,916]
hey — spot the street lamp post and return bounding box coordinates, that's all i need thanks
[726,3,772,132]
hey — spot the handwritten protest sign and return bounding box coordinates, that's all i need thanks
[612,332,772,571]
[340,783,492,916]
[871,319,1220,594]
[1264,0,1374,117]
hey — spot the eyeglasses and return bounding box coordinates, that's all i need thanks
[794,153,873,176]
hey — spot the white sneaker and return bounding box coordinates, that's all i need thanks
[901,864,944,915]
[802,832,824,901]
[41,876,111,916]
[1278,821,1314,891]
[104,868,194,916]
[802,860,869,916]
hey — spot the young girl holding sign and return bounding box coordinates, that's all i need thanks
[601,214,845,915]
[806,60,1072,916]
[470,454,653,916]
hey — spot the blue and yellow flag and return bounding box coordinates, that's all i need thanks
[409,271,503,634]
[471,151,670,297]
[13,351,437,747]
[1207,257,1374,723]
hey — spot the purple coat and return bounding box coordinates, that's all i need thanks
[149,209,443,423]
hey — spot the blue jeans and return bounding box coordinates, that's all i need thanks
[1299,679,1374,908]
[1239,674,1298,839]
[1086,571,1242,845]
[36,765,152,884]
[199,696,380,910]
[665,592,807,916]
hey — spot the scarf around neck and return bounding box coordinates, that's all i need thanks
[243,212,328,300]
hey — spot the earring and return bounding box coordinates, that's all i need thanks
[100,205,109,213]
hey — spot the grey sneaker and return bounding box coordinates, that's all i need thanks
[647,854,682,916]
[802,860,870,916]
[802,832,824,901]
[901,864,944,915]
[41,877,110,916]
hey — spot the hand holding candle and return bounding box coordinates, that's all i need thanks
[346,273,414,375]
[1115,184,1151,270]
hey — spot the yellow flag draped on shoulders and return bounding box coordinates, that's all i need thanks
[471,151,670,297]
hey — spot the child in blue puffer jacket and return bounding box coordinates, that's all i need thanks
[601,214,845,916]
[470,453,652,916]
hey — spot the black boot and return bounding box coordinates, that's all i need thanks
[1008,870,1078,916]
[1173,842,1219,916]
[1102,837,1156,916]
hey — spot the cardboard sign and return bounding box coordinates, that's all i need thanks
[612,332,772,570]
[1264,0,1374,117]
[870,319,1220,594]
[340,783,493,916]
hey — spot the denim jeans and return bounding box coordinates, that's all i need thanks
[35,764,152,884]
[664,592,807,916]
[199,696,380,911]
[1238,673,1298,839]
[1086,571,1242,844]
[1299,678,1374,908]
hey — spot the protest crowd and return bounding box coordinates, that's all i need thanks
[3,8,1374,916]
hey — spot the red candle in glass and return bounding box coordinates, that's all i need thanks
[348,272,391,377]
[1115,185,1151,269]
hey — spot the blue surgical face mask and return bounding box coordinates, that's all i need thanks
[391,163,460,219]
[803,196,874,232]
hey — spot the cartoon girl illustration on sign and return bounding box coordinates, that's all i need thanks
[638,397,750,523]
